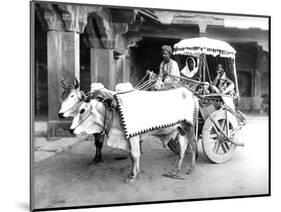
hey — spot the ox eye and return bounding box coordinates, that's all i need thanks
[71,95,74,97]
[80,108,85,114]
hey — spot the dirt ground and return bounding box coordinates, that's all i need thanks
[33,116,269,210]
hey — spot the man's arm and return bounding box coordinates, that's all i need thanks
[158,62,164,81]
[212,74,220,86]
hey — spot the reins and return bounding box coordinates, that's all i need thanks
[100,105,115,137]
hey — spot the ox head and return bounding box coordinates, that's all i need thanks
[69,94,109,135]
[58,78,86,118]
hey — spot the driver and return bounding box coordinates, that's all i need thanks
[154,45,180,89]
[211,64,235,95]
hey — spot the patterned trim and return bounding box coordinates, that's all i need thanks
[173,47,235,58]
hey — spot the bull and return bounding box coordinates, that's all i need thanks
[58,78,113,163]
[70,85,198,183]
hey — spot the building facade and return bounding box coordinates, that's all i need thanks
[33,2,269,137]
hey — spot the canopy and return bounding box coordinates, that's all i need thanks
[173,37,236,58]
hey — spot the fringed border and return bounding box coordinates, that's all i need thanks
[114,93,197,139]
[173,47,235,58]
[114,94,130,138]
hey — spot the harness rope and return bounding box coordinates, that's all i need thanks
[100,104,115,137]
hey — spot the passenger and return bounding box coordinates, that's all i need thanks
[181,56,200,79]
[155,45,180,89]
[211,64,235,95]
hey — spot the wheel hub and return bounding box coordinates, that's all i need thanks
[217,133,227,144]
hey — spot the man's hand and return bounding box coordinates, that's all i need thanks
[154,80,164,90]
[210,85,220,93]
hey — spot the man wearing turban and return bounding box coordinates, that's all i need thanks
[155,45,180,89]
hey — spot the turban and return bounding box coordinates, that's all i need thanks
[161,45,173,55]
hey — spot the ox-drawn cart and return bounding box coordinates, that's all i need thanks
[143,37,246,163]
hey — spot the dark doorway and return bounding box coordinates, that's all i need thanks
[238,71,252,97]
[129,37,180,85]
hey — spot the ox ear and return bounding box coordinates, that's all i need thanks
[61,78,67,89]
[74,78,80,89]
[103,98,116,109]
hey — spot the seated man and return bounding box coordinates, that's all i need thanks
[211,64,235,95]
[154,45,180,90]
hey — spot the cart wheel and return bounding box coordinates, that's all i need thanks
[202,110,238,163]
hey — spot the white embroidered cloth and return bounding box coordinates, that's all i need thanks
[115,88,196,138]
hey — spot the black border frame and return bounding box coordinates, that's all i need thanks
[30,1,271,211]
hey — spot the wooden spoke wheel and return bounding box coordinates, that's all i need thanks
[202,109,238,163]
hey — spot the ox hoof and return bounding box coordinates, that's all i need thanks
[92,158,104,165]
[169,169,180,176]
[186,168,195,175]
[163,171,185,180]
[126,175,137,184]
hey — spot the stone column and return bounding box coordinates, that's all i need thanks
[90,48,115,89]
[86,10,129,89]
[47,31,80,137]
[38,3,98,137]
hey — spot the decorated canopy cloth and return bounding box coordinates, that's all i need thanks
[114,88,197,138]
[173,37,236,59]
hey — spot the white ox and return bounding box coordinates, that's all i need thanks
[70,84,198,183]
[58,80,115,163]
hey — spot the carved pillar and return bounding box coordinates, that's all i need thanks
[90,48,115,89]
[86,16,115,89]
[38,3,98,137]
[87,9,130,89]
[47,31,80,120]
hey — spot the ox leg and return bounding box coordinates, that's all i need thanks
[167,134,188,177]
[175,134,188,172]
[127,136,141,183]
[93,133,104,164]
[186,128,196,175]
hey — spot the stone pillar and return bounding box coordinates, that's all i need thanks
[114,53,131,84]
[37,3,99,137]
[123,54,131,82]
[90,48,115,89]
[86,11,129,89]
[47,31,80,137]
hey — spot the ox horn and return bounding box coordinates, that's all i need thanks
[61,78,67,89]
[74,78,80,89]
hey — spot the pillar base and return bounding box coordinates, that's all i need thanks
[47,120,73,137]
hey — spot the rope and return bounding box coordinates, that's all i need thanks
[136,79,154,90]
[135,72,149,88]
